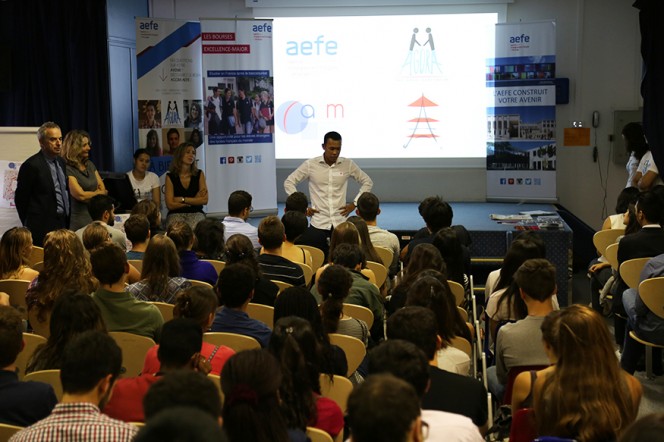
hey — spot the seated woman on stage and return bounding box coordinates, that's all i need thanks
[532,305,642,441]
[127,148,161,207]
[165,142,208,230]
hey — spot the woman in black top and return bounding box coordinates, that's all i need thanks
[165,142,208,230]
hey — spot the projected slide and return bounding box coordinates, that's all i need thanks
[272,13,497,160]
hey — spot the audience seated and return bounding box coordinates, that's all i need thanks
[167,221,217,285]
[356,191,401,276]
[103,318,209,422]
[0,227,39,282]
[432,227,469,290]
[268,316,344,439]
[131,199,164,236]
[81,223,141,284]
[387,306,488,433]
[0,306,57,426]
[533,306,642,441]
[257,216,306,286]
[280,211,313,268]
[124,214,151,260]
[286,191,329,258]
[368,339,483,441]
[27,290,106,374]
[273,287,347,376]
[193,218,225,260]
[211,263,272,347]
[134,407,227,442]
[75,194,128,251]
[388,243,445,314]
[142,287,234,376]
[347,216,383,266]
[224,234,278,306]
[10,331,137,442]
[90,243,163,341]
[126,234,191,304]
[221,349,306,442]
[222,190,259,248]
[488,259,557,400]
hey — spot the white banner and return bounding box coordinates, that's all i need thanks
[200,19,277,215]
[486,21,557,201]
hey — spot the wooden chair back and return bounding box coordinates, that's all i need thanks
[306,427,333,442]
[202,259,226,275]
[328,333,366,377]
[0,423,24,442]
[457,306,469,322]
[15,332,46,380]
[28,246,44,268]
[1,279,31,320]
[319,374,353,413]
[605,243,619,270]
[638,277,664,320]
[271,280,293,295]
[189,279,213,289]
[342,303,374,329]
[593,228,624,256]
[449,336,472,358]
[448,280,465,306]
[108,331,156,377]
[374,246,394,268]
[365,261,387,287]
[127,259,143,273]
[207,373,225,406]
[31,261,44,272]
[150,302,174,322]
[203,332,261,352]
[295,262,313,286]
[620,257,651,289]
[298,245,325,272]
[24,369,63,401]
[246,303,274,329]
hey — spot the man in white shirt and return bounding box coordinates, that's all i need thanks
[75,194,127,251]
[284,131,373,236]
[222,190,259,248]
[356,191,400,276]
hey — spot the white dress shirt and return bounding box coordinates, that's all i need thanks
[284,156,373,230]
[222,216,260,249]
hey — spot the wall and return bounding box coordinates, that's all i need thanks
[148,0,642,228]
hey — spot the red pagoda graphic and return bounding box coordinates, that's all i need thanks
[404,94,439,148]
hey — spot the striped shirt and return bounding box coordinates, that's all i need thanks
[9,402,137,442]
[257,254,305,286]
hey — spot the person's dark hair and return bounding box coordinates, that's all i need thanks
[90,243,127,285]
[124,214,150,244]
[616,187,641,214]
[140,234,181,300]
[417,269,471,342]
[227,190,252,216]
[285,192,308,213]
[406,276,457,347]
[268,317,319,430]
[281,211,308,243]
[224,234,262,277]
[157,318,203,369]
[131,200,161,232]
[60,330,122,394]
[221,349,289,442]
[394,243,445,296]
[258,216,285,250]
[27,290,106,373]
[347,216,382,264]
[87,194,115,221]
[432,227,465,286]
[625,202,641,235]
[636,190,661,224]
[173,286,218,330]
[387,306,438,360]
[347,373,421,442]
[217,263,256,308]
[143,373,222,420]
[193,218,225,260]
[368,339,430,398]
[135,407,227,442]
[514,258,556,302]
[422,198,453,233]
[0,306,23,367]
[619,413,664,442]
[323,131,342,144]
[328,222,360,264]
[166,221,194,252]
[133,148,151,160]
[82,222,110,251]
[331,243,365,270]
[317,265,353,334]
[356,192,380,222]
[622,122,648,159]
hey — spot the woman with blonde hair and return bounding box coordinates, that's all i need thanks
[0,227,39,281]
[62,129,107,231]
[26,229,96,323]
[532,305,642,442]
[165,142,208,229]
[316,221,375,283]
[127,234,191,304]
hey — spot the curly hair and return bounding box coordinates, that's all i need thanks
[61,129,91,169]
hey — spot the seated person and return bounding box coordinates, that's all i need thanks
[193,218,225,260]
[280,211,313,268]
[356,191,401,277]
[167,221,217,285]
[257,216,305,287]
[103,318,210,422]
[286,191,329,258]
[222,190,259,249]
[224,234,278,306]
[75,194,128,251]
[90,243,163,341]
[0,306,57,426]
[124,214,151,260]
[210,263,272,347]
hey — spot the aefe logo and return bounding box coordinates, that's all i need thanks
[509,34,530,43]
[139,20,159,31]
[286,36,337,56]
[253,23,272,33]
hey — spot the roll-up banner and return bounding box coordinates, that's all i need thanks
[486,21,557,201]
[200,19,277,215]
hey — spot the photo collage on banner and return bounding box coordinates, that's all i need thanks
[200,19,277,215]
[486,21,557,201]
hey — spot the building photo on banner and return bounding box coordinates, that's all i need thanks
[486,21,557,201]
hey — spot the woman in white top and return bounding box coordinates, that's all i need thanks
[621,122,649,188]
[127,148,161,208]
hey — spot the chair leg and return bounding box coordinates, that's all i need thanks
[646,345,654,380]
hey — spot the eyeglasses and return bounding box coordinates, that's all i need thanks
[249,206,254,213]
[421,421,429,440]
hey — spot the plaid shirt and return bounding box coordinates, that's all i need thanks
[127,277,191,304]
[9,403,137,442]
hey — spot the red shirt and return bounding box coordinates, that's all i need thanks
[102,374,160,422]
[312,395,344,438]
[142,342,235,376]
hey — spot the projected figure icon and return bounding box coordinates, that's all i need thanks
[404,94,439,149]
[402,27,442,75]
